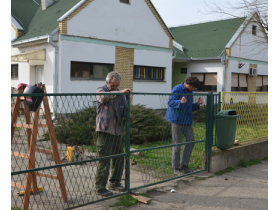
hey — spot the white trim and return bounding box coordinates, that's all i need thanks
[225,16,251,49]
[57,0,87,22]
[11,35,49,46]
[11,15,23,30]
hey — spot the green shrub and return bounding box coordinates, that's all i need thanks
[43,104,172,145]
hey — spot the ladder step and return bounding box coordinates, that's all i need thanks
[36,147,53,154]
[13,123,49,129]
[11,151,28,159]
[11,182,26,190]
[35,172,58,180]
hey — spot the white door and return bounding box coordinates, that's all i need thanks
[35,65,44,84]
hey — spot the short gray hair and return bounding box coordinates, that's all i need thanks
[106,71,121,83]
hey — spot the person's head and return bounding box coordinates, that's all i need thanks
[184,76,200,91]
[106,71,121,91]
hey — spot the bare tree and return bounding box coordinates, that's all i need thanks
[200,0,268,56]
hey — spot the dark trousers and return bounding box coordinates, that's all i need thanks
[95,132,124,192]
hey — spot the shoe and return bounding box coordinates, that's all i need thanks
[174,168,183,176]
[109,183,126,192]
[181,165,193,174]
[97,189,113,197]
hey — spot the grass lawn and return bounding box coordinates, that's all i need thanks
[82,122,267,177]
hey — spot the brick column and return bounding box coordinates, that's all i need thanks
[114,46,134,103]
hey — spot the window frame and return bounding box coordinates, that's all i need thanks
[191,73,217,92]
[70,61,114,80]
[256,75,268,92]
[11,64,19,80]
[133,65,165,81]
[231,73,248,92]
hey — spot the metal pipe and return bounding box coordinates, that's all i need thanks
[48,28,59,122]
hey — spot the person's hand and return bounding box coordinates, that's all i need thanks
[180,96,187,104]
[198,97,204,105]
[119,88,131,93]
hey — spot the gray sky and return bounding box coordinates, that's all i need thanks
[150,0,240,27]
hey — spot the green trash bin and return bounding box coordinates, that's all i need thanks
[215,110,238,150]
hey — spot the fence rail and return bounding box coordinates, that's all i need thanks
[220,92,268,143]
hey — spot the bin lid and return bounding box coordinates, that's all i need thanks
[217,110,238,117]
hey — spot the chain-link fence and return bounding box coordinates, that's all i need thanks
[221,92,268,142]
[11,90,215,210]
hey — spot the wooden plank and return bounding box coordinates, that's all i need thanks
[11,151,29,159]
[11,182,26,190]
[23,109,40,210]
[129,193,152,204]
[35,172,58,180]
[11,87,23,143]
[36,147,53,154]
[43,86,68,202]
[13,123,49,129]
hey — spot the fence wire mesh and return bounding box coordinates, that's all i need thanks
[221,92,268,142]
[11,92,210,210]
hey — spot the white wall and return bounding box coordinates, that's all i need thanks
[11,26,16,40]
[67,0,170,49]
[231,16,268,62]
[11,43,56,93]
[59,39,115,93]
[133,49,172,109]
[186,61,224,93]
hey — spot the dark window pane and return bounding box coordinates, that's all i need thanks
[11,65,18,79]
[93,64,113,79]
[231,87,238,91]
[120,0,129,3]
[239,87,247,91]
[71,62,91,79]
[263,86,268,91]
[134,66,164,80]
[205,85,217,92]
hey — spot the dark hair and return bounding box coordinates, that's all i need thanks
[185,76,200,88]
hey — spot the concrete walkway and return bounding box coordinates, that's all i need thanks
[78,160,268,210]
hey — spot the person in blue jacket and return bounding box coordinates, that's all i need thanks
[165,77,204,175]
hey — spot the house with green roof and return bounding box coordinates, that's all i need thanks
[11,0,174,112]
[170,13,268,93]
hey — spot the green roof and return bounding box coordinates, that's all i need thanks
[169,17,246,59]
[12,0,81,42]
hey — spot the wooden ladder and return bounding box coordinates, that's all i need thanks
[11,84,68,210]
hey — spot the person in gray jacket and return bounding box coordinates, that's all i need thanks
[95,71,133,197]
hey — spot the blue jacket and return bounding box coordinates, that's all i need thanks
[165,82,199,125]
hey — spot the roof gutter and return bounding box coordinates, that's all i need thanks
[11,35,48,46]
[57,0,87,22]
[174,57,220,61]
[48,28,59,122]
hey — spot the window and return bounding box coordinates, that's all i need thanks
[134,66,165,81]
[256,75,268,92]
[252,25,257,35]
[120,0,129,4]
[11,64,18,79]
[71,61,113,80]
[231,73,248,91]
[191,73,217,92]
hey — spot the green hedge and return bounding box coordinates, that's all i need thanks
[43,104,172,145]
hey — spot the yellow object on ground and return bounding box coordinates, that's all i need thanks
[67,146,84,161]
[17,186,43,196]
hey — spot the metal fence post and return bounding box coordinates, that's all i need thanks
[125,93,130,193]
[205,92,214,172]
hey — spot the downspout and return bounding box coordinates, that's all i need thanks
[172,48,176,59]
[48,28,58,122]
[220,50,226,91]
